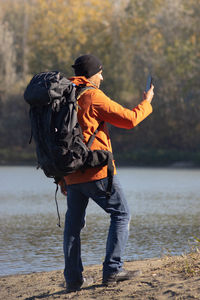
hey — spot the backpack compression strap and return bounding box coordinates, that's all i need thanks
[105,152,114,199]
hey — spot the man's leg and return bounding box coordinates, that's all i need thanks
[63,185,89,287]
[80,176,131,282]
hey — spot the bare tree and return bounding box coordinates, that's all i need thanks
[0,19,16,99]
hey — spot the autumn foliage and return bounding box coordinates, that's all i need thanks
[0,0,200,165]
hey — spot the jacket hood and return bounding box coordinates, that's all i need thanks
[69,76,97,89]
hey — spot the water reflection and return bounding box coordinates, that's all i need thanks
[0,167,200,275]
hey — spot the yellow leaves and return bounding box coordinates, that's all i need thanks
[190,35,196,46]
[150,31,164,54]
[27,0,113,72]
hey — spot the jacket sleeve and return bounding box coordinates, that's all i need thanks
[91,89,153,129]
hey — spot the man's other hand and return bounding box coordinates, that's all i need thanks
[59,179,67,196]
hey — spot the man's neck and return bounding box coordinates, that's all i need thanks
[87,79,99,88]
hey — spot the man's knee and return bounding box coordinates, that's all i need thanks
[64,212,86,235]
[111,210,131,224]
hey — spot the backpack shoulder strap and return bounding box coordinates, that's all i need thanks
[76,85,95,100]
[76,85,104,148]
[87,121,104,148]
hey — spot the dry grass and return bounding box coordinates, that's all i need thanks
[166,239,200,278]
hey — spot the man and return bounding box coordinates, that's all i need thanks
[61,54,154,292]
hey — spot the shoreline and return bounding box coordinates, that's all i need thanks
[1,162,200,169]
[1,253,200,299]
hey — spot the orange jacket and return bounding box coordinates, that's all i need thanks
[64,76,153,185]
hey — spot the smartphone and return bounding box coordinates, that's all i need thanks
[145,74,153,92]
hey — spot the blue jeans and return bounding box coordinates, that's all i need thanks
[63,175,131,284]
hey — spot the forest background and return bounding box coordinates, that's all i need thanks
[0,0,200,166]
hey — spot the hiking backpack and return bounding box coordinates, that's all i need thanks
[24,71,114,222]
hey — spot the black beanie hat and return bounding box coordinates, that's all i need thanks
[72,54,102,78]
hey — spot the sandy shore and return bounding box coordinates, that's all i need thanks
[1,253,200,300]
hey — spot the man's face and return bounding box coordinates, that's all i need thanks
[89,70,103,88]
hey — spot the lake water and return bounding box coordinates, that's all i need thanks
[0,166,200,276]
